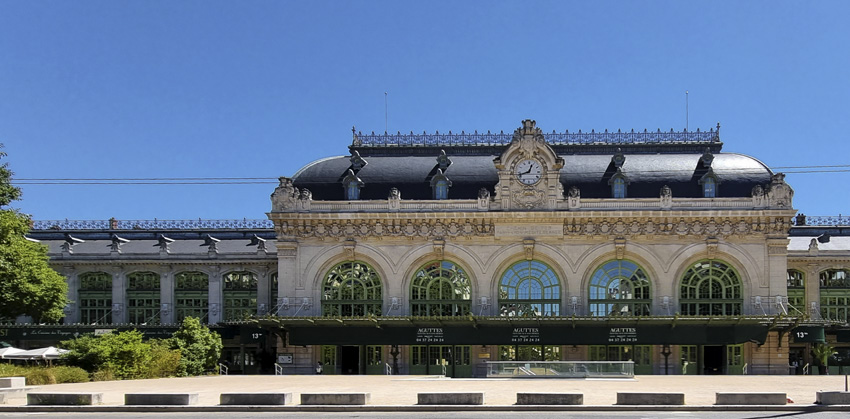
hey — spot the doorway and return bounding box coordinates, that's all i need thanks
[340,345,360,374]
[703,345,723,375]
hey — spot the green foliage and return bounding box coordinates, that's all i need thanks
[0,145,22,207]
[91,368,114,382]
[170,317,223,376]
[61,330,153,380]
[146,339,181,378]
[51,366,90,383]
[0,146,68,322]
[0,364,88,384]
[812,343,837,366]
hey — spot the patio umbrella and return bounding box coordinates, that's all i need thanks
[3,346,70,361]
[0,347,24,359]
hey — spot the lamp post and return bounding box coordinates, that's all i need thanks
[661,344,672,375]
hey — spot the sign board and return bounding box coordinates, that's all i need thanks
[277,353,293,364]
[288,324,769,346]
[791,326,826,343]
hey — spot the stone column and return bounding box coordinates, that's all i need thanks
[256,266,271,315]
[276,240,298,315]
[111,266,127,324]
[160,268,175,324]
[208,266,222,324]
[63,266,79,324]
[766,237,790,315]
[806,262,821,317]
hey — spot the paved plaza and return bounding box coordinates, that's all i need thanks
[2,374,849,406]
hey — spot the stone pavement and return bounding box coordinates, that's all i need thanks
[2,374,849,406]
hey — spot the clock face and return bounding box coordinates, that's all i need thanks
[515,159,542,185]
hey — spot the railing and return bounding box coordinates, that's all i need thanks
[803,363,810,375]
[353,127,720,147]
[274,363,283,375]
[742,363,748,375]
[32,218,274,230]
[682,361,689,375]
[792,215,850,226]
[385,363,393,375]
[485,361,634,378]
[218,363,229,376]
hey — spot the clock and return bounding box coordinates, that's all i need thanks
[515,159,542,185]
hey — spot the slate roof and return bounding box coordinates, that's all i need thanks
[293,151,773,201]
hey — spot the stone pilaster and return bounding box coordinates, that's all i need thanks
[111,266,127,324]
[63,266,79,324]
[208,266,222,324]
[160,268,175,324]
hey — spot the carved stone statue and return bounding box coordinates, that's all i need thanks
[477,187,490,200]
[660,185,672,209]
[568,186,580,198]
[567,186,580,209]
[299,188,312,201]
[751,184,765,207]
[766,173,793,208]
[271,177,299,211]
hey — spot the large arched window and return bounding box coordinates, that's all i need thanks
[786,269,805,315]
[127,271,160,324]
[498,260,561,316]
[679,260,742,315]
[321,261,382,317]
[223,271,258,321]
[78,272,112,324]
[589,260,651,316]
[174,271,209,323]
[411,261,471,316]
[820,269,850,322]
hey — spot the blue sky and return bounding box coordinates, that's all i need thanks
[1,1,848,221]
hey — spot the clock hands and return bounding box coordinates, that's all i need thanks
[521,166,533,175]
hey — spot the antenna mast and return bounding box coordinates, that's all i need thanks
[384,92,388,133]
[686,90,689,131]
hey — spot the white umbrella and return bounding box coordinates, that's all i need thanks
[0,347,24,359]
[3,346,70,360]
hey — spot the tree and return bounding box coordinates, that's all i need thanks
[812,343,837,375]
[170,317,223,376]
[0,145,67,322]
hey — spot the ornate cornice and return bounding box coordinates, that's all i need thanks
[273,212,793,241]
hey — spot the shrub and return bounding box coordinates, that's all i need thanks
[62,330,152,380]
[0,363,28,378]
[23,368,55,385]
[171,317,222,376]
[91,368,114,382]
[146,340,181,378]
[52,366,89,383]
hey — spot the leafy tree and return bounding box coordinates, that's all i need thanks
[61,330,155,379]
[0,145,67,322]
[170,316,223,376]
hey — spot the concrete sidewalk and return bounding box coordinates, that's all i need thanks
[1,374,849,407]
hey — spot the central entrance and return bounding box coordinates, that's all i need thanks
[340,345,360,374]
[703,345,723,374]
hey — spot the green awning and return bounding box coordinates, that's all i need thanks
[280,317,773,346]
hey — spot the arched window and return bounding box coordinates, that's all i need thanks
[430,169,451,200]
[78,272,112,324]
[819,269,850,322]
[342,169,364,200]
[223,271,258,321]
[679,260,742,316]
[127,271,160,324]
[411,261,471,316]
[702,176,717,198]
[175,271,209,323]
[612,176,626,198]
[498,260,561,316]
[589,260,651,316]
[786,269,805,315]
[322,261,382,317]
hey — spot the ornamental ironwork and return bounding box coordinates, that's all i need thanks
[32,218,274,230]
[792,215,850,226]
[352,126,720,147]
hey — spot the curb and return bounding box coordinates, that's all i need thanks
[0,404,849,413]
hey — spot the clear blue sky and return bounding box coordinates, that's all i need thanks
[1,1,848,221]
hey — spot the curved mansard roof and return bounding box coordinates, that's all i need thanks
[292,126,774,201]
